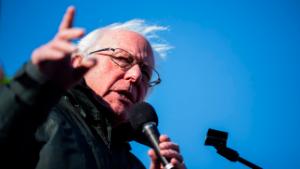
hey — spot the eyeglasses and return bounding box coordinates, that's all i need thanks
[88,48,161,87]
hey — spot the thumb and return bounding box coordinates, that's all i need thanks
[148,149,161,169]
[148,149,157,161]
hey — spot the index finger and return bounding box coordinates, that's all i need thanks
[59,6,75,31]
[159,135,171,142]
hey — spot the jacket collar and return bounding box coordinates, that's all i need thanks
[67,80,138,145]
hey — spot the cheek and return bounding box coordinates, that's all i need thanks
[84,59,120,96]
[137,85,148,101]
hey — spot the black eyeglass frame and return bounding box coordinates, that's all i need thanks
[88,48,161,87]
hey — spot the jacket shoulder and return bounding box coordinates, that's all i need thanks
[34,98,96,169]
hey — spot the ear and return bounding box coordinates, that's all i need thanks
[71,54,84,68]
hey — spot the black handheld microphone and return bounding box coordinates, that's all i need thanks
[129,102,175,169]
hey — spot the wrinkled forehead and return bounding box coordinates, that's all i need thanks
[94,29,154,66]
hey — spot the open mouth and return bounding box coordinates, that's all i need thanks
[116,90,135,104]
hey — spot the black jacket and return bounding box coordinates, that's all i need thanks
[0,62,146,169]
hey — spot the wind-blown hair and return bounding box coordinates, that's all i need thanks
[77,19,172,60]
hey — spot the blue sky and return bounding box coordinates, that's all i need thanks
[1,0,300,168]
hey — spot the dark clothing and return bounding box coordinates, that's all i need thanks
[0,62,146,169]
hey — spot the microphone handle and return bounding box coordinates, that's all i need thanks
[143,123,175,169]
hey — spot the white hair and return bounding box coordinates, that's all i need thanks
[77,19,173,60]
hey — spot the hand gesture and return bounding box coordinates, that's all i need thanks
[148,135,187,169]
[31,6,95,89]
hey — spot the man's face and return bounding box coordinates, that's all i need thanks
[83,30,154,124]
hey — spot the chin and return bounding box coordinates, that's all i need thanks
[110,104,130,124]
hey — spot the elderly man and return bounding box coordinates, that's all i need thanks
[0,6,186,169]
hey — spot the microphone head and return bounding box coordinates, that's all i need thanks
[128,102,159,132]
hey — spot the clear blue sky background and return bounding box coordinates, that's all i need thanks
[1,0,300,168]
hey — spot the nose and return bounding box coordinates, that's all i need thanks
[124,64,142,84]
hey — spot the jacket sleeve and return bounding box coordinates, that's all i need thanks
[0,61,64,155]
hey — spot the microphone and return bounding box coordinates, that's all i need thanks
[205,128,263,169]
[129,102,175,169]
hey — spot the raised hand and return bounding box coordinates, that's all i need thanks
[148,135,187,169]
[31,6,95,89]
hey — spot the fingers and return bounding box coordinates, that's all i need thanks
[33,38,76,62]
[38,45,66,60]
[55,7,85,52]
[31,44,67,64]
[148,135,186,169]
[159,134,171,142]
[148,148,182,163]
[148,149,161,169]
[160,149,183,163]
[50,39,77,53]
[55,6,85,51]
[57,6,84,41]
[148,149,158,161]
[56,28,85,40]
[171,158,186,169]
[159,141,180,152]
[31,5,91,90]
[59,6,75,31]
